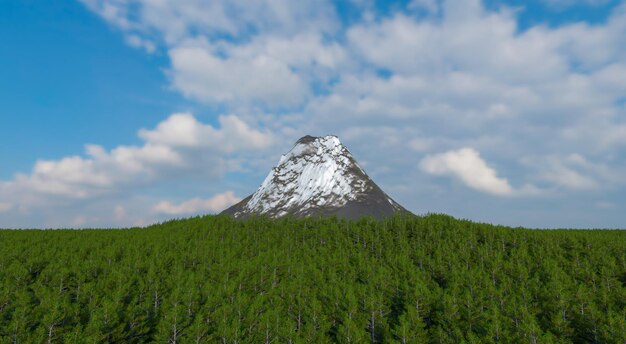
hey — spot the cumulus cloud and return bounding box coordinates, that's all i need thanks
[165,30,350,108]
[154,192,241,215]
[80,0,344,108]
[125,34,156,53]
[548,168,598,190]
[138,113,273,152]
[538,161,599,190]
[80,0,338,44]
[523,153,624,191]
[0,113,272,207]
[335,0,626,129]
[347,6,570,81]
[168,46,309,107]
[420,148,514,196]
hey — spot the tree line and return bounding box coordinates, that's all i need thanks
[0,214,624,343]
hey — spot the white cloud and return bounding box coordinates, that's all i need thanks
[80,0,136,31]
[224,33,348,85]
[1,113,272,205]
[125,34,156,53]
[540,158,598,190]
[80,0,338,44]
[168,46,309,107]
[543,166,598,190]
[154,192,241,215]
[80,0,344,109]
[8,142,183,199]
[347,6,570,81]
[523,153,623,191]
[339,1,625,130]
[138,113,273,152]
[420,148,514,196]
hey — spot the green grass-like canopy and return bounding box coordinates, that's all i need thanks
[0,214,624,343]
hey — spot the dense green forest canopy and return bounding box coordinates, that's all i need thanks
[0,214,624,343]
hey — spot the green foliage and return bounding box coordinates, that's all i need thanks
[0,214,624,343]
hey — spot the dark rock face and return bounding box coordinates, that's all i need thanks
[221,135,411,219]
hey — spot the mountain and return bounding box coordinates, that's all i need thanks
[221,135,411,219]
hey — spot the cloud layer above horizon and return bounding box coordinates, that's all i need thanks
[1,0,625,228]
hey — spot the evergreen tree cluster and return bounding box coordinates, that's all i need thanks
[0,214,624,343]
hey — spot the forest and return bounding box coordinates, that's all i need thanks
[0,214,624,343]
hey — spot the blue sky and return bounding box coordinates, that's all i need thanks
[1,0,625,228]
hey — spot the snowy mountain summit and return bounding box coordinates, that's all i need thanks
[221,135,410,219]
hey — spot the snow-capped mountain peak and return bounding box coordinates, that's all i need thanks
[221,135,409,219]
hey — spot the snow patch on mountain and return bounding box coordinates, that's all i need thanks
[222,134,410,219]
[241,135,368,217]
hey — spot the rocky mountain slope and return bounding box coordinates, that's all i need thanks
[221,135,410,219]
